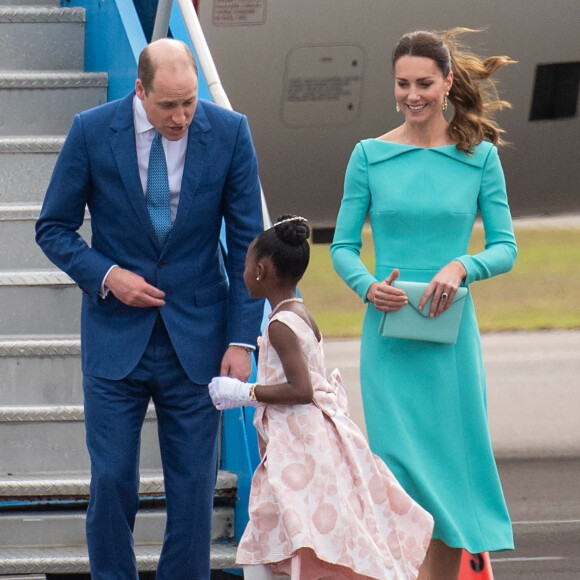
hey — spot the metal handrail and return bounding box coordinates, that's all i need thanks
[151,0,172,43]
[151,0,270,226]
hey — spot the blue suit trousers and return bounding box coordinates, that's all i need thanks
[83,315,220,579]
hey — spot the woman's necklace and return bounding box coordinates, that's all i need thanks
[269,297,303,318]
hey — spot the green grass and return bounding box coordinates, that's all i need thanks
[300,226,580,338]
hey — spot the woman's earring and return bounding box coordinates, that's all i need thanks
[256,276,260,281]
[395,102,400,113]
[442,92,449,112]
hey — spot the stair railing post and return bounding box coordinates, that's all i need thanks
[151,0,173,41]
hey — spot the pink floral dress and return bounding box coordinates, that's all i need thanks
[236,310,434,579]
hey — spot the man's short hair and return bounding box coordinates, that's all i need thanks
[138,40,198,94]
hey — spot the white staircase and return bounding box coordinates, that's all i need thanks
[0,1,238,576]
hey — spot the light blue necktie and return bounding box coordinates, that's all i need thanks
[146,132,172,246]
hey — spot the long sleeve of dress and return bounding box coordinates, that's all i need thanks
[330,143,375,302]
[455,146,517,284]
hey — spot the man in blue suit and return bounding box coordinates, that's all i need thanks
[36,38,264,579]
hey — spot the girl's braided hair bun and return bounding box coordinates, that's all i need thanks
[252,214,311,282]
[273,214,311,246]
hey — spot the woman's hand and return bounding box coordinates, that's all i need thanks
[366,268,408,313]
[418,260,467,317]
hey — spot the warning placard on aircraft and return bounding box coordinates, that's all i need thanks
[212,0,266,26]
[281,44,364,127]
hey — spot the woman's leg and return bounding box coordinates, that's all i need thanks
[418,539,462,580]
[243,564,274,579]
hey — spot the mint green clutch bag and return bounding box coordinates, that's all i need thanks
[378,281,468,344]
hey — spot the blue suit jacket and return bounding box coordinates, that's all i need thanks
[36,93,264,382]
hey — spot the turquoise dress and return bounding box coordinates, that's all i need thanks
[330,139,516,553]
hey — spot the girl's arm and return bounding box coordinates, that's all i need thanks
[208,320,314,409]
[253,320,313,405]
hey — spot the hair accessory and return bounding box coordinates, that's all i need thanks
[272,216,308,228]
[396,102,401,113]
[442,92,449,112]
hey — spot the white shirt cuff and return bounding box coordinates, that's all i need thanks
[229,342,256,352]
[100,264,119,299]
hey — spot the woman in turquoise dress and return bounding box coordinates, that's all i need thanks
[330,29,517,579]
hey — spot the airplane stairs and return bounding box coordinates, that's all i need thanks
[0,1,242,576]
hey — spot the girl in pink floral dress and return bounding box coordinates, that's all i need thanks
[209,215,433,580]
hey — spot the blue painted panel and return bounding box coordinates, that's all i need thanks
[66,0,211,103]
[64,0,146,101]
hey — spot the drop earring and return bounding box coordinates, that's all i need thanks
[442,92,449,112]
[395,102,400,113]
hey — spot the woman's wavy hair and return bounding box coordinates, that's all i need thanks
[392,28,516,153]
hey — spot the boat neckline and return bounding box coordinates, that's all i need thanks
[371,139,457,150]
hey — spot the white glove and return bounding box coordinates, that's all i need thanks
[208,376,257,410]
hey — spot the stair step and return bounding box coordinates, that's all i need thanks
[0,72,108,136]
[0,335,80,357]
[0,575,44,580]
[0,6,84,22]
[0,506,235,548]
[0,269,73,286]
[0,543,238,574]
[0,137,64,203]
[0,271,81,335]
[0,405,162,474]
[0,470,164,500]
[0,335,83,406]
[0,6,85,71]
[0,0,61,6]
[0,469,237,501]
[0,204,91,269]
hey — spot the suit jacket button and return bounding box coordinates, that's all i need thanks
[158,261,165,268]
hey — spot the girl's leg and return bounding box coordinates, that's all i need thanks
[290,552,302,580]
[418,539,462,580]
[243,564,274,580]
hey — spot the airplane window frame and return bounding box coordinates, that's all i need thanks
[529,61,580,121]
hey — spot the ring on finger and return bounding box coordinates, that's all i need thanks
[441,292,449,300]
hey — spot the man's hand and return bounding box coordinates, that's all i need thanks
[220,346,253,381]
[105,266,166,308]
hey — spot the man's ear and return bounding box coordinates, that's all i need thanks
[135,78,145,100]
